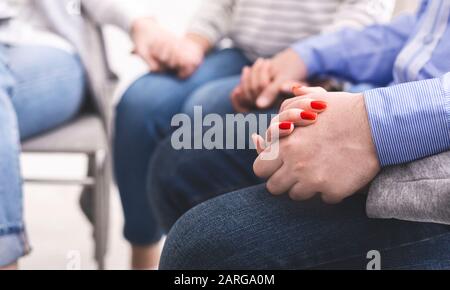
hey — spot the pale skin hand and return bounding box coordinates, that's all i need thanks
[131,17,190,72]
[253,91,381,204]
[131,18,209,78]
[174,33,211,79]
[231,48,308,112]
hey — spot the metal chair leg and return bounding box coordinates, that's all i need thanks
[89,150,110,270]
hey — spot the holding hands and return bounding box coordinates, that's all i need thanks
[253,86,381,204]
[231,48,308,112]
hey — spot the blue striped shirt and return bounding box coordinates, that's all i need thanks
[292,0,450,166]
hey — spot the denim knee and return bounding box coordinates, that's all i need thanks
[182,76,240,116]
[0,231,30,267]
[147,138,189,232]
[159,200,233,270]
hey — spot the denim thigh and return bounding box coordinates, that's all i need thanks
[160,184,450,270]
[0,44,86,266]
[114,48,251,245]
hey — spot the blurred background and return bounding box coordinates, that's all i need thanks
[20,0,419,270]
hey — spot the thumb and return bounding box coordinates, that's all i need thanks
[147,56,162,72]
[256,80,282,109]
[135,46,161,72]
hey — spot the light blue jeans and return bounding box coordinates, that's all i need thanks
[0,44,86,267]
[114,48,251,245]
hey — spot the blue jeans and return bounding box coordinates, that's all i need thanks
[0,45,86,267]
[148,78,450,269]
[114,48,251,245]
[148,77,266,230]
[160,185,450,270]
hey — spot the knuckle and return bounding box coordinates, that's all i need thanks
[288,191,298,200]
[266,179,278,194]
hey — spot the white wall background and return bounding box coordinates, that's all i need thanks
[21,0,421,270]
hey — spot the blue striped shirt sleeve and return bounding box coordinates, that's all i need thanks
[291,15,415,86]
[364,73,450,167]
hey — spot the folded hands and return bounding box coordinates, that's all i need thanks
[252,86,381,204]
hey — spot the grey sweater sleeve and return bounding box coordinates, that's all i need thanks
[81,0,152,32]
[187,0,235,44]
[367,151,450,225]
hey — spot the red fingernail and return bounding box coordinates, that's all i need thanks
[311,101,327,110]
[300,111,317,121]
[279,122,293,130]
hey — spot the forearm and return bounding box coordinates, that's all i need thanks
[292,15,414,86]
[81,0,152,33]
[184,33,213,55]
[187,0,234,46]
[364,72,450,167]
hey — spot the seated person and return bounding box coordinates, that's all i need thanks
[149,0,450,269]
[0,0,177,270]
[113,0,393,269]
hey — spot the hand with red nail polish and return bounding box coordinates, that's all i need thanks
[259,88,328,147]
[253,92,380,204]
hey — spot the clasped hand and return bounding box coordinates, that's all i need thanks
[131,18,208,78]
[252,86,381,204]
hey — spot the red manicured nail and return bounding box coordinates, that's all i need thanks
[300,111,317,121]
[279,122,293,130]
[311,101,328,110]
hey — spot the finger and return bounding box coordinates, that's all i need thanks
[288,182,317,201]
[280,81,305,94]
[293,85,327,96]
[158,41,175,67]
[321,193,345,205]
[271,109,318,129]
[250,59,265,96]
[253,147,283,179]
[241,66,254,102]
[259,60,273,88]
[256,80,282,109]
[251,133,266,154]
[231,86,251,113]
[280,97,328,113]
[168,49,180,69]
[265,121,294,144]
[178,63,198,79]
[137,47,161,72]
[266,166,298,196]
[148,57,162,72]
[279,86,327,111]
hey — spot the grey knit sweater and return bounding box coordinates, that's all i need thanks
[188,0,394,60]
[367,151,450,225]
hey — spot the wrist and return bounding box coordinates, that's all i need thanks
[354,93,381,170]
[185,33,211,55]
[281,48,308,81]
[131,17,158,38]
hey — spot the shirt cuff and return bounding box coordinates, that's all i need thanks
[363,75,450,167]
